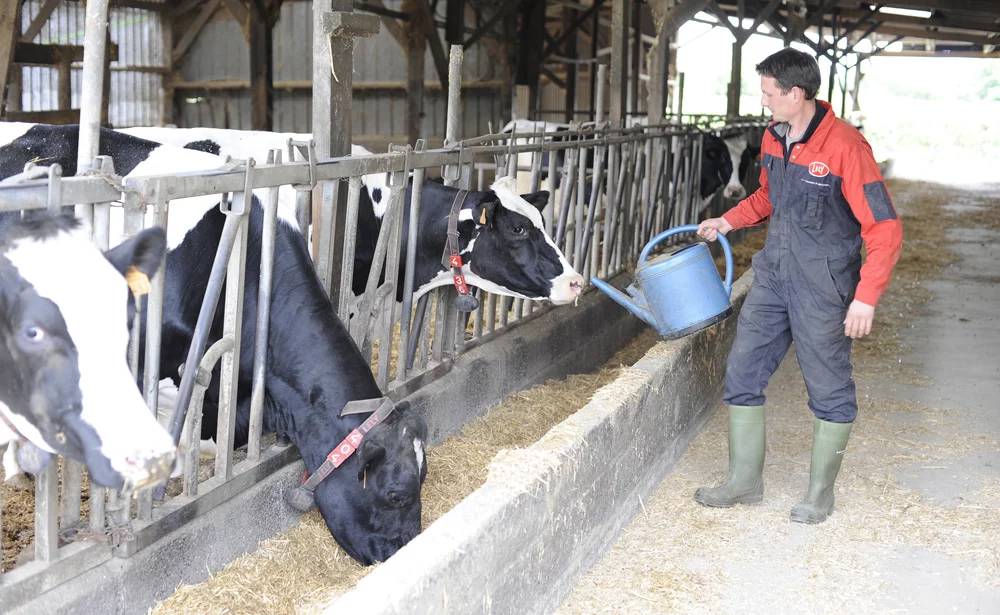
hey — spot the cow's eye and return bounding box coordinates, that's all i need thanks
[22,325,45,343]
[512,226,525,235]
[388,491,407,505]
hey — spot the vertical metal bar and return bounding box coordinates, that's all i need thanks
[337,178,361,322]
[75,0,110,227]
[92,156,114,250]
[444,44,464,152]
[378,162,408,387]
[397,147,425,383]
[60,459,82,530]
[34,463,59,563]
[184,376,206,497]
[142,190,168,508]
[248,154,282,464]
[554,147,578,247]
[88,484,106,533]
[545,146,557,238]
[574,133,587,263]
[294,187,311,245]
[486,292,497,334]
[215,208,248,482]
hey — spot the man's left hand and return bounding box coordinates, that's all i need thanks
[844,300,875,338]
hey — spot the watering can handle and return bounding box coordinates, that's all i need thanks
[638,224,733,297]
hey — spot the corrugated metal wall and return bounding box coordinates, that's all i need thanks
[17,0,166,127]
[177,0,507,147]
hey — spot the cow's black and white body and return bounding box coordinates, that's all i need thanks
[114,126,584,306]
[0,124,427,565]
[354,175,585,304]
[0,210,176,490]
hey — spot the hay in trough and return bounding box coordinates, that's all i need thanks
[150,328,660,615]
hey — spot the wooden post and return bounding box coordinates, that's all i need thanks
[563,6,577,123]
[101,30,112,126]
[311,0,379,299]
[58,54,72,110]
[162,3,174,125]
[517,0,546,120]
[445,0,463,46]
[630,0,640,116]
[0,0,21,117]
[647,0,671,124]
[609,0,629,126]
[404,0,425,145]
[728,39,742,117]
[249,2,274,131]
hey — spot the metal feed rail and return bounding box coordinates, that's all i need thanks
[0,94,767,615]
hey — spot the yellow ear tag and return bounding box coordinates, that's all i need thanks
[479,209,487,225]
[125,266,151,297]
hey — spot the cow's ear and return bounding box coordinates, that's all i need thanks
[357,440,386,482]
[104,226,167,280]
[520,191,549,212]
[473,199,498,227]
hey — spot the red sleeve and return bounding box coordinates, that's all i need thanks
[722,164,772,230]
[841,140,903,307]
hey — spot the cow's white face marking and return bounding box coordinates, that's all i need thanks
[490,177,582,304]
[4,223,176,478]
[723,135,749,199]
[413,438,424,473]
[351,144,393,220]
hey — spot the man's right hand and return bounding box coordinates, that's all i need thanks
[697,217,734,242]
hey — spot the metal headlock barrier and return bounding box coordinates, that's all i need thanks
[0,79,768,615]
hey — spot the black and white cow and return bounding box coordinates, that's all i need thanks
[0,124,427,565]
[0,209,177,490]
[699,132,735,202]
[114,126,584,306]
[720,133,761,200]
[355,175,585,304]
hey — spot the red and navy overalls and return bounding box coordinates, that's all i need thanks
[721,100,903,423]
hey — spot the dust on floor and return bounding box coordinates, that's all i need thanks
[148,328,661,615]
[556,179,1000,614]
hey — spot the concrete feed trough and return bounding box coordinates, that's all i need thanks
[328,273,752,614]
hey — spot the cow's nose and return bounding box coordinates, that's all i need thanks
[123,448,177,490]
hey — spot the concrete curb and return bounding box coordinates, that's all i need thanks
[327,271,753,615]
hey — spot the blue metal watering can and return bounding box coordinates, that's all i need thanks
[591,224,734,340]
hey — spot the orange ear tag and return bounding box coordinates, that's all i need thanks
[125,266,151,297]
[479,209,487,225]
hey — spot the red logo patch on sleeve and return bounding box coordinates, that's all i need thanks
[809,162,830,177]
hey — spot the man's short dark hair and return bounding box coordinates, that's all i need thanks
[755,48,822,100]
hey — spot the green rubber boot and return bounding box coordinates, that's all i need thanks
[694,405,766,507]
[790,418,854,524]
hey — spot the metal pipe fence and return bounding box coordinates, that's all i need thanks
[0,97,769,615]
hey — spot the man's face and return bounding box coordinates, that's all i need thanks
[760,75,797,122]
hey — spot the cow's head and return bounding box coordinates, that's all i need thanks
[460,177,584,305]
[723,134,750,200]
[699,133,734,200]
[0,213,176,490]
[313,401,427,565]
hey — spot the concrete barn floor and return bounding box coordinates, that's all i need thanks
[558,180,1000,614]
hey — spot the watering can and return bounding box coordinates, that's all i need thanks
[591,224,733,340]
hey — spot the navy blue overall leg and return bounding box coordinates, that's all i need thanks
[723,273,793,407]
[787,260,858,423]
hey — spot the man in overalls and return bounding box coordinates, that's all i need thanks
[695,48,903,523]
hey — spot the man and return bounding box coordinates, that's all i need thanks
[695,48,903,524]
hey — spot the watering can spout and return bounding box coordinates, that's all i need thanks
[589,277,658,329]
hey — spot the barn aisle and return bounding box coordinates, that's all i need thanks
[557,179,1000,614]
